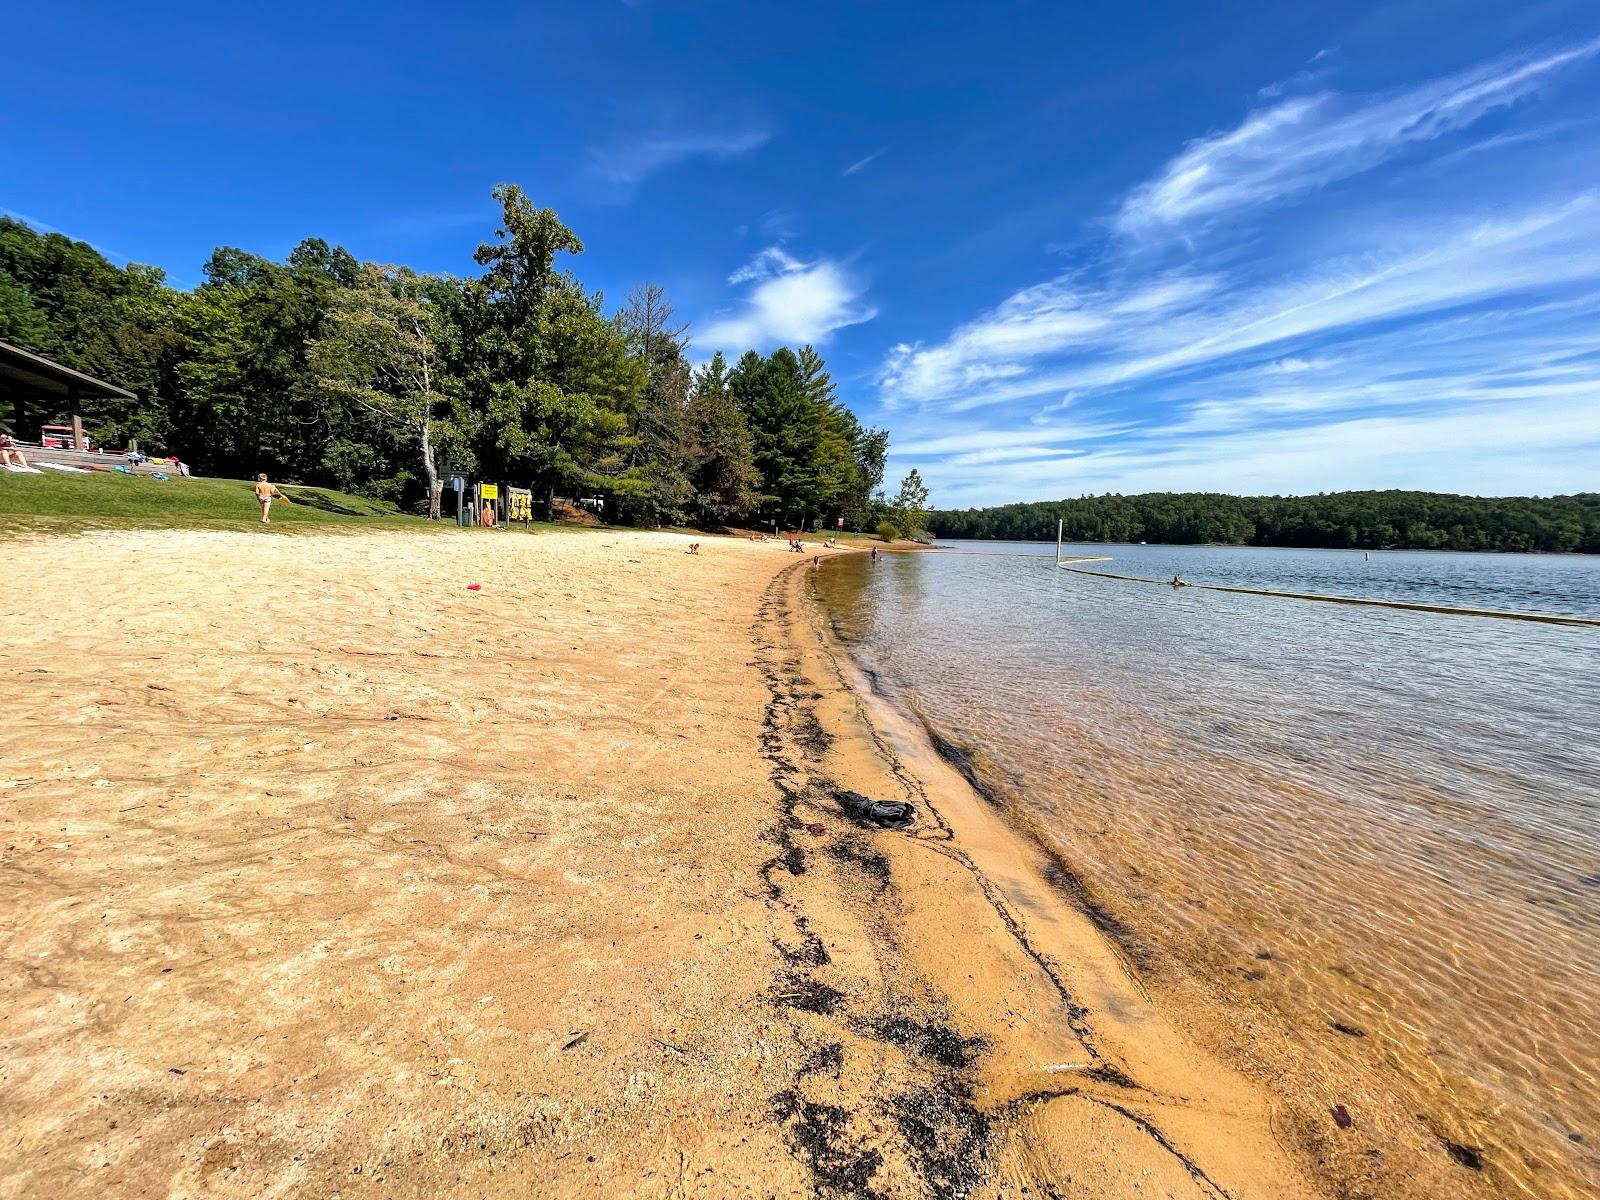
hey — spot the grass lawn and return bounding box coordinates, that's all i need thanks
[0,470,424,535]
[0,469,898,545]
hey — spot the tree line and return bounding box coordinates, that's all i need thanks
[0,187,921,530]
[929,490,1600,553]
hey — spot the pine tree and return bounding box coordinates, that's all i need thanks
[686,352,760,522]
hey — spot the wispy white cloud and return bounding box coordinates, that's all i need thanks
[894,286,1600,505]
[1263,355,1336,374]
[877,37,1600,506]
[882,193,1600,412]
[727,246,805,285]
[1116,37,1600,235]
[2,208,128,263]
[893,419,1134,458]
[843,147,887,177]
[699,245,876,352]
[906,391,1600,507]
[878,271,1215,407]
[587,127,771,187]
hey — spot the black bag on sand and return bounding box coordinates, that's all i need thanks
[835,789,916,830]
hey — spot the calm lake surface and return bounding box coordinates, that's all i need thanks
[813,542,1600,1197]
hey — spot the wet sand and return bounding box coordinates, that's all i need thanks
[3,526,1323,1197]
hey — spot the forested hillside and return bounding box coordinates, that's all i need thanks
[0,191,897,529]
[930,491,1600,553]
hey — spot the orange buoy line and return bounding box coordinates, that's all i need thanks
[1058,564,1600,628]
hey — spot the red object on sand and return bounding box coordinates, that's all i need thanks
[467,583,482,591]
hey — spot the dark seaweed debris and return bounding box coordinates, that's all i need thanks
[926,732,1001,806]
[1082,1062,1137,1089]
[772,973,845,1016]
[1038,859,1154,970]
[1439,1137,1484,1170]
[862,1014,985,1071]
[770,1091,888,1199]
[774,913,832,968]
[886,1085,991,1200]
[826,838,894,892]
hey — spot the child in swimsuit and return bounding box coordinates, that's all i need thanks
[254,474,280,524]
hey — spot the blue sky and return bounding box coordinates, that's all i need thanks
[4,1,1599,505]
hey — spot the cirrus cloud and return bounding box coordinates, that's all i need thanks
[1116,36,1600,236]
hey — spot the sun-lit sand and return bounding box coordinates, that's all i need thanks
[1,526,1327,1198]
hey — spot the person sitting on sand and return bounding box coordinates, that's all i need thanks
[254,473,285,524]
[0,430,30,469]
[687,542,700,555]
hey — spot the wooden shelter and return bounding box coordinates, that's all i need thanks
[0,339,135,449]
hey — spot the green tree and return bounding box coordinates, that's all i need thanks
[176,239,361,479]
[886,468,931,540]
[310,263,452,518]
[0,275,51,349]
[0,204,909,539]
[486,284,644,515]
[619,282,694,524]
[685,352,760,523]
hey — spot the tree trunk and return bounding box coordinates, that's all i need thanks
[420,416,441,521]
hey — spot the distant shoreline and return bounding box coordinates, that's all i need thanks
[931,536,1600,556]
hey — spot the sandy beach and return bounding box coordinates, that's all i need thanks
[2,526,1326,1198]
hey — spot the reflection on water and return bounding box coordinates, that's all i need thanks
[814,542,1600,1197]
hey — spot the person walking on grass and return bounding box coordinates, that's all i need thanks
[254,473,287,524]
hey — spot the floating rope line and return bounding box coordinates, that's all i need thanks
[1058,564,1600,628]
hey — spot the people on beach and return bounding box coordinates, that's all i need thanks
[254,473,283,524]
[1170,574,1187,588]
[687,542,700,555]
[480,500,497,528]
[0,431,30,469]
[870,546,879,563]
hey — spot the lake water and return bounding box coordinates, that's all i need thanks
[813,542,1600,1197]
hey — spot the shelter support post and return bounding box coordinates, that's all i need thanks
[69,383,85,450]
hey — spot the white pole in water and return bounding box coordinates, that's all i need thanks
[1056,519,1063,567]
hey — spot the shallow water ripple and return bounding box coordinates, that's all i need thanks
[816,542,1600,1198]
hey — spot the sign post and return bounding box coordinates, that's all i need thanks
[449,473,467,526]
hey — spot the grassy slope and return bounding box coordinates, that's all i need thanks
[0,471,896,544]
[0,471,622,541]
[0,471,419,533]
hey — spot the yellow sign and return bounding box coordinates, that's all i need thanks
[479,483,499,500]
